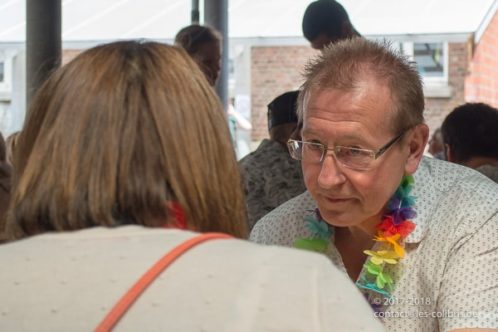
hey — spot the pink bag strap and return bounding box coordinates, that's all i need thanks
[95,232,232,332]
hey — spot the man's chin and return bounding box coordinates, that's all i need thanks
[318,208,348,225]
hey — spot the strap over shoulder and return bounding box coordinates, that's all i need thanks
[95,232,232,332]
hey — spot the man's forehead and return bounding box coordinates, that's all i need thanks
[305,78,392,108]
[302,85,396,133]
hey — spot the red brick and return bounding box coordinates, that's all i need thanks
[465,11,498,107]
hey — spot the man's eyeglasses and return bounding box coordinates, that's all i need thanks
[287,132,405,171]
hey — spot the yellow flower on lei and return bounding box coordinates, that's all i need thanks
[374,233,405,257]
[363,250,401,265]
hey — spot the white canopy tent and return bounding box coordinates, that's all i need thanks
[0,0,495,42]
[0,0,496,136]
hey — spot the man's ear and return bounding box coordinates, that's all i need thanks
[405,123,429,175]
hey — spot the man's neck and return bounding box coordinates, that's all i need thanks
[351,213,381,238]
[334,213,381,251]
[334,214,381,281]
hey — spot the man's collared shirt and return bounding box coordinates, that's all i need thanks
[250,157,498,332]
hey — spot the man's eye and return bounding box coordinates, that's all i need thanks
[338,147,365,157]
[307,142,323,151]
[347,148,363,157]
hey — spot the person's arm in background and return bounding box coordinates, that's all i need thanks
[228,104,252,130]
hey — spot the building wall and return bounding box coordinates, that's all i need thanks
[251,42,469,140]
[465,11,498,107]
[250,46,318,140]
[424,42,468,133]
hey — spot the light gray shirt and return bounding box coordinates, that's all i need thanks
[251,157,498,332]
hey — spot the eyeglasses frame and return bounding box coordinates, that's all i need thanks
[287,132,406,169]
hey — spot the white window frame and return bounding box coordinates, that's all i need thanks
[402,41,451,98]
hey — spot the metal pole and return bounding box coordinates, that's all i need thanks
[26,0,62,108]
[191,0,200,24]
[204,0,228,110]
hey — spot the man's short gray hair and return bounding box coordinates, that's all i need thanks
[298,38,425,134]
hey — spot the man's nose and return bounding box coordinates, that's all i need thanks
[317,153,346,189]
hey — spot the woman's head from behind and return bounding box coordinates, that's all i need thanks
[8,41,246,239]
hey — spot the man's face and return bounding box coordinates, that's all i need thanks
[301,81,413,228]
[193,41,221,86]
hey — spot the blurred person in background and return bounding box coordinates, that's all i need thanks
[427,128,445,159]
[5,131,20,166]
[239,91,306,230]
[175,24,221,86]
[302,0,360,50]
[441,102,498,182]
[175,25,251,157]
[228,97,252,159]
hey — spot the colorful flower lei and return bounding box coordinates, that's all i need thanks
[293,175,416,300]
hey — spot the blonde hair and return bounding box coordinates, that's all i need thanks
[298,38,424,134]
[7,41,247,239]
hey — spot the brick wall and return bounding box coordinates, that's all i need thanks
[251,42,469,140]
[251,46,318,140]
[465,11,498,107]
[425,42,468,132]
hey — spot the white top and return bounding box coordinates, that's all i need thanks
[0,226,383,332]
[251,157,498,332]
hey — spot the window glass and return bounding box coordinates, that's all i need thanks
[413,43,444,77]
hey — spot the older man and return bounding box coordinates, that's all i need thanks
[250,38,498,332]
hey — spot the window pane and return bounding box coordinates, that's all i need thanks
[414,43,444,77]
